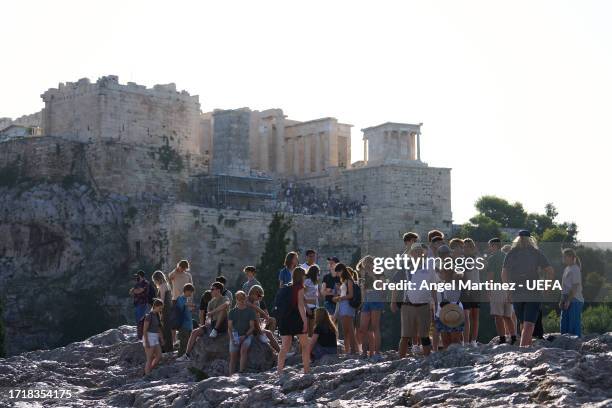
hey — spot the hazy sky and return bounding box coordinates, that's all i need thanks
[2,1,611,241]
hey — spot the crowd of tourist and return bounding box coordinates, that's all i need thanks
[130,229,584,377]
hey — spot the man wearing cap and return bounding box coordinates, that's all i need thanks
[502,230,554,347]
[129,270,150,324]
[486,238,517,345]
[321,256,341,318]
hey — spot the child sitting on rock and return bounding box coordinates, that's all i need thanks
[246,285,280,352]
[228,291,257,375]
[309,307,338,360]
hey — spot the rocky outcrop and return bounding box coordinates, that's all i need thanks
[189,332,276,376]
[0,326,611,407]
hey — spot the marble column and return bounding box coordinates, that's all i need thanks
[304,134,311,174]
[293,136,300,176]
[417,132,421,161]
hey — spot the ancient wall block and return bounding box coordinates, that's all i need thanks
[40,76,202,155]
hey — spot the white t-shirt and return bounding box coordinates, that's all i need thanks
[300,262,319,272]
[404,268,437,304]
[562,264,583,302]
[169,270,193,300]
[304,278,319,308]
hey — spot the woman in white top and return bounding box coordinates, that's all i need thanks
[304,265,320,336]
[560,248,583,336]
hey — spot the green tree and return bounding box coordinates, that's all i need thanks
[458,214,502,242]
[256,213,292,303]
[541,227,569,242]
[475,196,527,228]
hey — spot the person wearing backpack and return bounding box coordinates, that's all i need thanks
[332,263,358,354]
[277,267,310,375]
[129,270,150,324]
[151,270,173,353]
[141,298,164,376]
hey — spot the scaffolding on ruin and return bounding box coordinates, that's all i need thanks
[188,174,276,210]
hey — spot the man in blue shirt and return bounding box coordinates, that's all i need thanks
[176,283,195,357]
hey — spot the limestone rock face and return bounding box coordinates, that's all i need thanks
[189,332,276,376]
[1,326,611,407]
[0,182,133,355]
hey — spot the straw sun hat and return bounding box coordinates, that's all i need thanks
[439,304,465,327]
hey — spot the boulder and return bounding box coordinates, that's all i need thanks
[190,333,276,375]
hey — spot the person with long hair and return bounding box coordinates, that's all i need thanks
[309,307,338,360]
[304,265,320,336]
[357,255,384,360]
[151,270,173,353]
[278,252,299,288]
[502,230,554,347]
[142,298,164,375]
[560,248,583,336]
[277,267,310,374]
[333,263,358,354]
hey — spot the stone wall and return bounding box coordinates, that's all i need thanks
[127,204,362,291]
[300,163,452,254]
[0,136,208,198]
[40,76,202,155]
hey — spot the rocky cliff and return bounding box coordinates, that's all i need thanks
[0,180,137,355]
[0,326,610,407]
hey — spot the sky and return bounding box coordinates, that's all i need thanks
[2,0,611,241]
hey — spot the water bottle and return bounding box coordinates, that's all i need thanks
[232,331,240,345]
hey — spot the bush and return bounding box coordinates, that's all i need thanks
[543,309,560,333]
[583,304,612,334]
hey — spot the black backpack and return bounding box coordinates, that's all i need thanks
[169,301,184,330]
[146,281,156,306]
[273,283,293,320]
[349,281,362,309]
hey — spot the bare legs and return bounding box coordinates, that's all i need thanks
[277,334,310,374]
[144,345,162,375]
[340,315,357,354]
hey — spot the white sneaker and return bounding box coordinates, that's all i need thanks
[411,345,421,354]
[471,340,478,347]
[176,355,190,362]
[209,329,218,338]
[259,334,270,344]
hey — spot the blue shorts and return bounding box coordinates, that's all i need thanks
[229,335,253,353]
[513,302,540,324]
[324,300,336,315]
[361,301,385,313]
[435,316,464,333]
[338,300,355,317]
